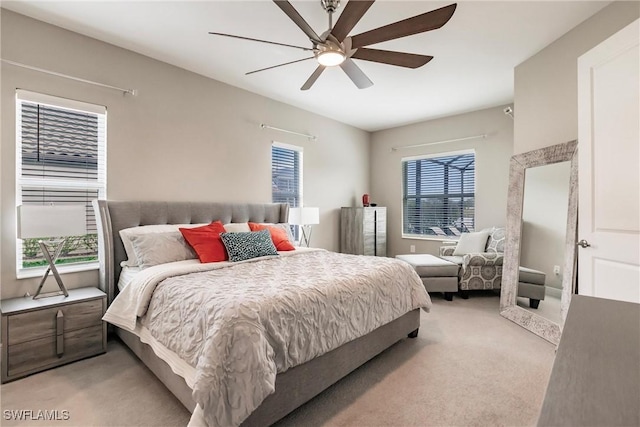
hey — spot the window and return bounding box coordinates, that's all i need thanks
[271,142,302,240]
[16,90,106,275]
[271,142,302,208]
[402,150,475,237]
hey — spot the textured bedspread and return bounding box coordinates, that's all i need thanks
[104,249,431,427]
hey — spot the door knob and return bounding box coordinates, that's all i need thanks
[577,239,591,248]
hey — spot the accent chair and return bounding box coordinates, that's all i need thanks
[439,227,506,298]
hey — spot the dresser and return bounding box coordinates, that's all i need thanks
[340,207,387,256]
[537,295,640,426]
[1,287,107,383]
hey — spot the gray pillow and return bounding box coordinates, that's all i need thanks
[130,231,197,268]
[220,229,278,262]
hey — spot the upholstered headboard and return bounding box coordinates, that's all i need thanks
[92,200,289,305]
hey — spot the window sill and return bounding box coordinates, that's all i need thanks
[402,234,460,243]
[17,262,99,279]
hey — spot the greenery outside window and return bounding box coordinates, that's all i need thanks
[16,90,107,276]
[402,150,475,238]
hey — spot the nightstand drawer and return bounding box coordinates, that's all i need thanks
[7,299,103,345]
[7,325,104,377]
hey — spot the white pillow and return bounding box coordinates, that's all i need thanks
[223,223,251,233]
[453,230,490,256]
[129,231,196,268]
[119,223,206,267]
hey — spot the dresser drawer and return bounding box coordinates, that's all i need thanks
[7,325,104,377]
[7,299,103,345]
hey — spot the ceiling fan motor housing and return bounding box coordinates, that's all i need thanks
[321,0,341,14]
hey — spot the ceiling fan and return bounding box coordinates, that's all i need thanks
[210,0,457,90]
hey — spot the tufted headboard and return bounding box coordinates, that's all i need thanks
[92,200,289,306]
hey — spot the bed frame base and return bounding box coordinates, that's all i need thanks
[116,309,420,426]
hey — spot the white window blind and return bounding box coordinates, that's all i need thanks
[271,143,302,208]
[272,143,302,240]
[402,151,475,237]
[16,90,106,273]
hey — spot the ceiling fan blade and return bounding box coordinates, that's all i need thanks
[350,3,457,48]
[273,0,323,44]
[351,48,433,68]
[301,66,326,91]
[209,32,314,51]
[331,0,375,42]
[246,57,315,75]
[340,58,373,89]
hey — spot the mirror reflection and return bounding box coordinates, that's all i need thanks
[518,161,571,325]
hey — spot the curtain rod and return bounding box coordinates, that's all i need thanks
[260,124,317,141]
[391,134,487,151]
[1,59,137,96]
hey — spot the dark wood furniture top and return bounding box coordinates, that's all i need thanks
[537,295,640,426]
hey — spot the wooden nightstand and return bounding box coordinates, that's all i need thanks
[1,287,107,383]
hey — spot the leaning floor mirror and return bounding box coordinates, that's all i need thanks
[500,140,578,345]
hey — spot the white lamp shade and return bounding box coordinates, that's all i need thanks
[288,207,320,225]
[17,205,87,239]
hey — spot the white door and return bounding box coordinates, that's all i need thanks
[577,19,640,303]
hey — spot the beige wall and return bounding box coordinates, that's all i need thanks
[370,106,514,257]
[0,10,370,299]
[514,1,639,155]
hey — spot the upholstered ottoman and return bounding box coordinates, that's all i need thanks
[396,254,459,301]
[518,266,546,309]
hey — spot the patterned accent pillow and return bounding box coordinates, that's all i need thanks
[220,229,279,262]
[486,227,506,253]
[129,231,197,268]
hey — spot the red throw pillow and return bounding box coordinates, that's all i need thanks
[179,221,228,263]
[248,222,295,251]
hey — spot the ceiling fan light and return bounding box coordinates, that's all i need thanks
[317,50,345,67]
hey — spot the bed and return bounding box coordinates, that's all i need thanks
[93,200,431,427]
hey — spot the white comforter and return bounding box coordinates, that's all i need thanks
[104,248,431,427]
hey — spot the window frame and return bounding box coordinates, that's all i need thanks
[15,90,107,278]
[401,149,476,240]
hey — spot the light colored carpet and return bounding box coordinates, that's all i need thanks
[1,292,555,426]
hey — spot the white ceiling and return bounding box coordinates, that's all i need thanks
[3,1,609,131]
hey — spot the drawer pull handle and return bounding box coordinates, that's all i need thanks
[56,310,64,356]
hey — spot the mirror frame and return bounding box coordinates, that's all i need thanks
[500,140,578,345]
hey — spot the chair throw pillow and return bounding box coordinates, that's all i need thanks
[453,230,491,256]
[220,229,279,262]
[486,227,506,253]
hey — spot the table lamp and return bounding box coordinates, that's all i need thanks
[17,204,86,299]
[288,207,320,247]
